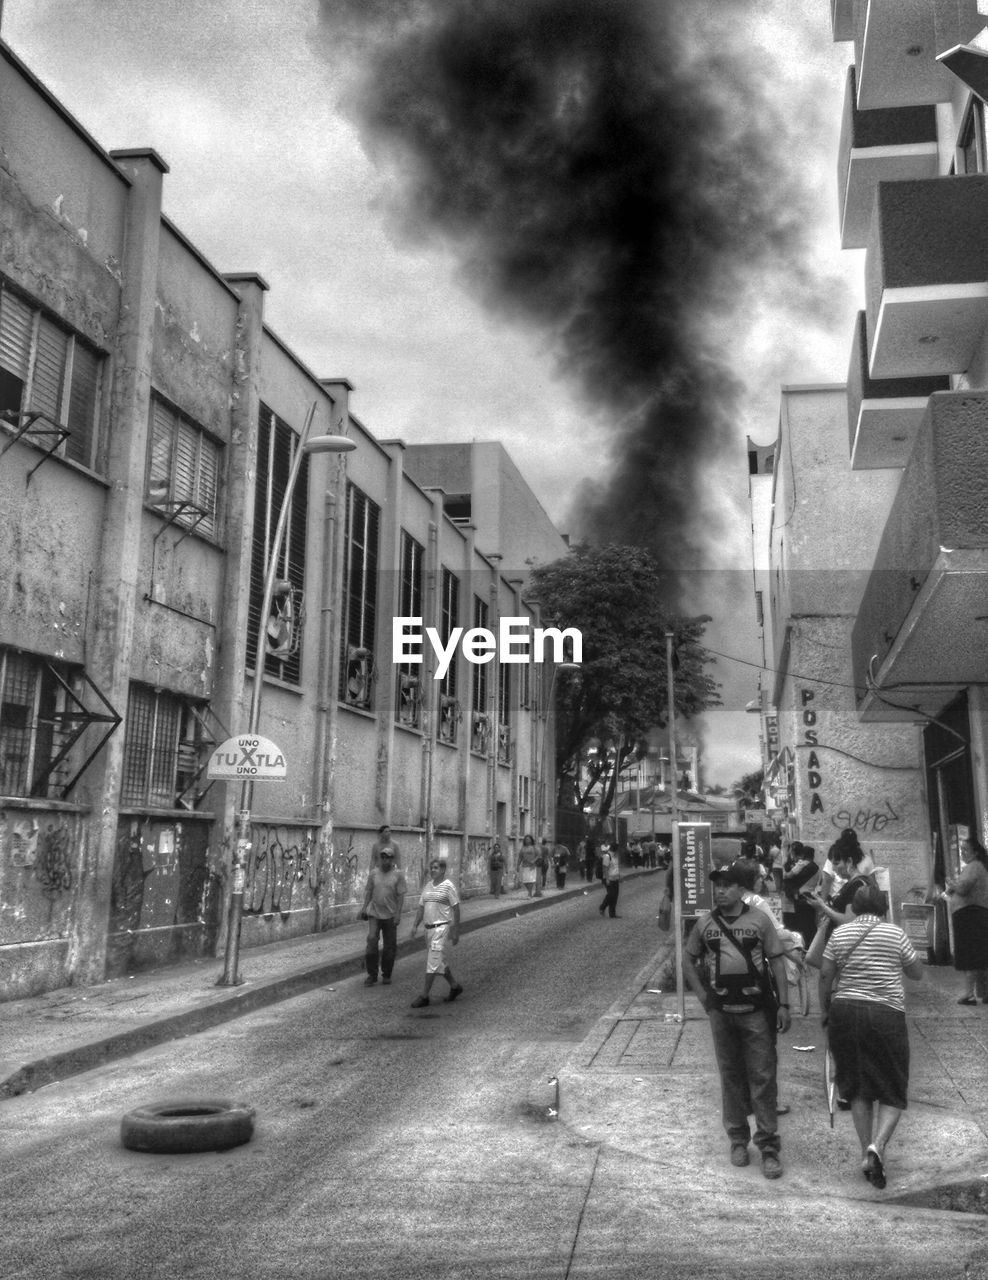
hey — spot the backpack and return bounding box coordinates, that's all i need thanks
[702,909,777,1015]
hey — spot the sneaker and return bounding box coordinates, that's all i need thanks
[410,995,429,1008]
[381,976,392,985]
[957,995,978,1006]
[363,975,377,986]
[730,1144,750,1168]
[761,1153,783,1180]
[445,983,464,1003]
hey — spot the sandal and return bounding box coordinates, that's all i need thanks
[864,1145,886,1190]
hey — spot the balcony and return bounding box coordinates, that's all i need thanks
[838,66,938,249]
[831,0,854,44]
[852,0,982,109]
[865,176,988,379]
[846,310,949,468]
[852,389,988,721]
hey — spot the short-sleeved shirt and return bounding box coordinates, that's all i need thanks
[823,915,918,1013]
[686,904,784,988]
[420,878,460,926]
[602,851,620,881]
[365,866,407,919]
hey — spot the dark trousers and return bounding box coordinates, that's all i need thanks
[707,1008,779,1154]
[600,880,619,916]
[365,916,398,979]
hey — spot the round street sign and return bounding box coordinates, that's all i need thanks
[207,734,287,781]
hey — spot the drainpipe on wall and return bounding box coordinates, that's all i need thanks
[421,500,442,863]
[315,380,352,923]
[487,555,503,846]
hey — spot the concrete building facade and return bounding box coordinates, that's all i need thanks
[0,42,569,999]
[750,2,988,929]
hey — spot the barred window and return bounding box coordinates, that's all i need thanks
[120,684,208,809]
[497,664,511,763]
[0,280,104,470]
[437,567,460,744]
[471,596,490,753]
[0,649,71,799]
[246,404,309,686]
[340,482,380,709]
[147,396,221,539]
[395,530,424,728]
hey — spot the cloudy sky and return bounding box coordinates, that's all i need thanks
[2,0,863,786]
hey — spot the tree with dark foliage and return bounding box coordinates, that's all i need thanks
[531,544,720,822]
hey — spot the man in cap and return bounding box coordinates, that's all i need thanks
[359,845,407,986]
[682,860,791,1179]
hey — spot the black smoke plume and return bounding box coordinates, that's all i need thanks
[314,0,841,575]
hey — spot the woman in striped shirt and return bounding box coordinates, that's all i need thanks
[819,883,924,1190]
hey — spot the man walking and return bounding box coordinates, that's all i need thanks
[682,861,791,1179]
[360,847,406,986]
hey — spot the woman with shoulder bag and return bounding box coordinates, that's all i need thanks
[818,884,924,1190]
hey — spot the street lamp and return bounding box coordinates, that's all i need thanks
[218,406,356,987]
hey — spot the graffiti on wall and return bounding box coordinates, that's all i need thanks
[244,824,319,918]
[799,687,908,837]
[5,814,73,896]
[829,801,901,835]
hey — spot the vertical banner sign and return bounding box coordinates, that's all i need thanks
[678,821,713,914]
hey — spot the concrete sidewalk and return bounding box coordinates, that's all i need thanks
[562,941,988,1214]
[0,872,609,1098]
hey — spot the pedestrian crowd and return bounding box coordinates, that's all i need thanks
[357,821,985,1193]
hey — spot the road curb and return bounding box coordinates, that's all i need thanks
[1,873,651,1098]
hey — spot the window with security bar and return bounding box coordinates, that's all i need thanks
[437,567,460,743]
[471,595,490,753]
[146,396,221,539]
[340,481,380,710]
[0,280,103,471]
[246,404,310,686]
[395,530,424,728]
[497,663,511,763]
[120,684,210,809]
[0,650,72,799]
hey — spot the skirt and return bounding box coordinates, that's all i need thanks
[829,998,909,1110]
[952,904,988,972]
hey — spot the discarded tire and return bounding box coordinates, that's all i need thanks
[120,1099,255,1154]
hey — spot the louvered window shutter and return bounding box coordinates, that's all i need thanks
[0,290,33,389]
[173,420,198,507]
[30,317,68,421]
[65,341,100,467]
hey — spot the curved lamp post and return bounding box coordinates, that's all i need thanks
[218,409,356,987]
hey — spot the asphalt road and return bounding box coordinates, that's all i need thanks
[1,875,663,1280]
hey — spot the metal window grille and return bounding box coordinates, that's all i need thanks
[395,530,424,727]
[0,281,104,469]
[440,567,459,703]
[146,396,220,539]
[497,665,511,763]
[471,595,489,716]
[246,404,309,686]
[120,685,209,809]
[339,481,380,708]
[0,650,73,799]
